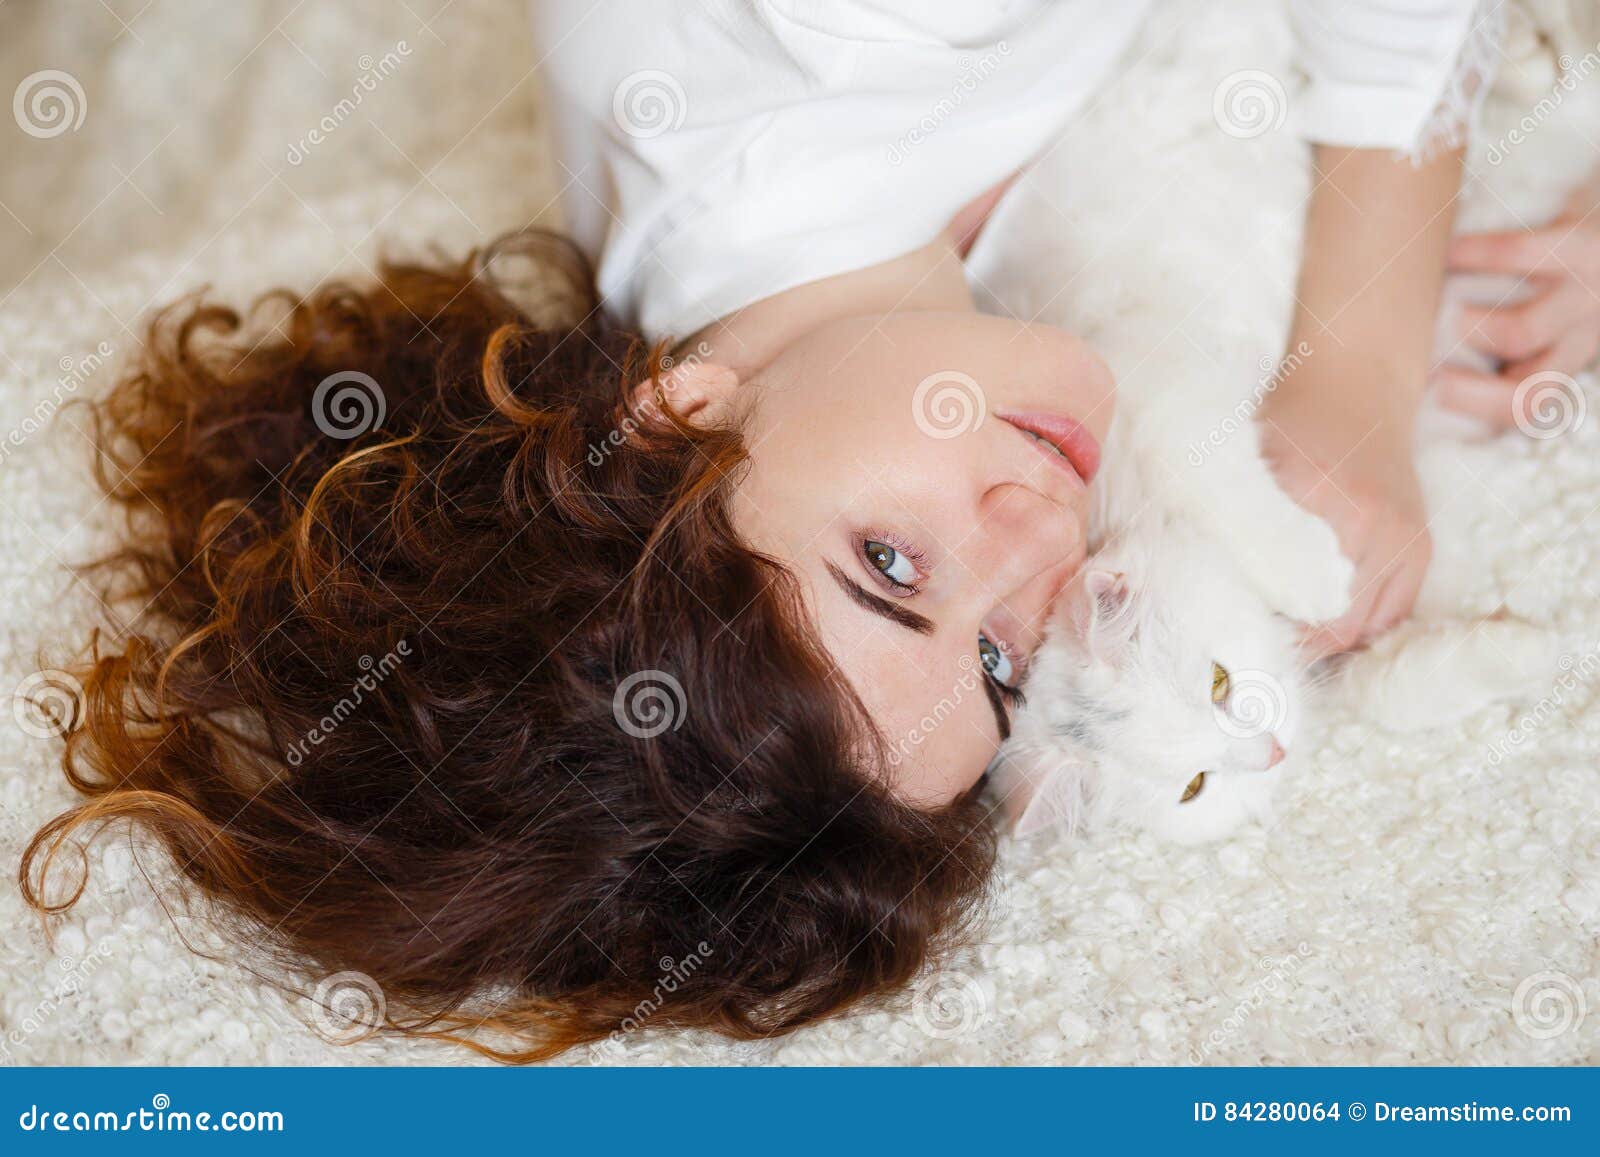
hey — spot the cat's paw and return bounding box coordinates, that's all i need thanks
[1237,511,1353,625]
[1177,444,1353,624]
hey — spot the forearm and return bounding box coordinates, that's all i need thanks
[1285,144,1465,427]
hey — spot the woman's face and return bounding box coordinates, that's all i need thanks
[728,310,1116,806]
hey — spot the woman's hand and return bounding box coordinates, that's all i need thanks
[1259,389,1431,658]
[1437,174,1600,426]
[1262,144,1461,656]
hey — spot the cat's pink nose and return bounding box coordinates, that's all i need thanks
[1265,737,1286,769]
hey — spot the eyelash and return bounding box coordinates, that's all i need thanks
[991,678,1025,709]
[857,531,1025,711]
[859,530,930,594]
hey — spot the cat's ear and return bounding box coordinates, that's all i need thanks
[1086,568,1129,620]
[992,742,1091,838]
[1073,568,1135,665]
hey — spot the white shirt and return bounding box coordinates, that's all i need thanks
[1291,0,1499,153]
[534,0,1491,341]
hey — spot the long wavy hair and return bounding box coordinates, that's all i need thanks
[18,230,996,1061]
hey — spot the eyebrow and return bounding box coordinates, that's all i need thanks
[824,561,934,635]
[824,561,1012,741]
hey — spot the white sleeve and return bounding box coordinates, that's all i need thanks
[1290,0,1504,157]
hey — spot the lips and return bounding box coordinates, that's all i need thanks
[995,410,1102,486]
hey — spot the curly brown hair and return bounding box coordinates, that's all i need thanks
[19,231,996,1061]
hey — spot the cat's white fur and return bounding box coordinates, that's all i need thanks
[972,0,1589,844]
[1003,517,1304,844]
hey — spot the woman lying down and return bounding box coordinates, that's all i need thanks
[21,0,1600,1059]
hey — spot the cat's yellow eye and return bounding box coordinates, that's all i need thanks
[1210,661,1230,704]
[1181,772,1206,803]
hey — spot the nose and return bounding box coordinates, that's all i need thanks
[1265,737,1286,770]
[963,489,1083,620]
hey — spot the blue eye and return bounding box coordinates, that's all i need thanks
[864,538,920,588]
[978,632,1016,688]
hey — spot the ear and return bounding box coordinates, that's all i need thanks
[991,741,1092,839]
[629,359,741,429]
[1068,568,1135,665]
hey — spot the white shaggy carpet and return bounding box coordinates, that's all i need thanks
[1,0,1597,1066]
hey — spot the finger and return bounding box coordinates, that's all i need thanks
[1458,284,1594,362]
[1347,572,1400,649]
[1431,366,1519,429]
[1297,623,1362,661]
[1448,228,1576,278]
[1299,553,1389,657]
[1502,327,1600,383]
[1362,549,1426,642]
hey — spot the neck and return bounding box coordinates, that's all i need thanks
[684,231,975,381]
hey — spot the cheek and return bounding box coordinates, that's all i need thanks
[756,349,995,484]
[890,739,991,808]
[873,666,1001,807]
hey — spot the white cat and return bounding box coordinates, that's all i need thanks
[998,518,1559,844]
[970,0,1580,844]
[1001,516,1305,845]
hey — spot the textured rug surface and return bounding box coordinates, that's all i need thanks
[1,0,1597,1066]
